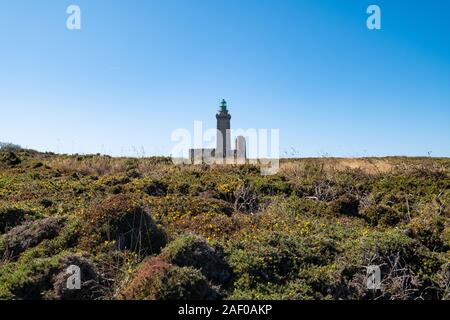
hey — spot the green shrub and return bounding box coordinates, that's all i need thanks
[227,229,338,298]
[276,195,329,217]
[149,195,234,222]
[0,252,65,299]
[371,175,450,216]
[0,251,102,300]
[251,175,292,197]
[363,205,405,226]
[335,230,444,299]
[408,211,447,251]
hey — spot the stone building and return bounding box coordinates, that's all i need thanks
[189,99,246,164]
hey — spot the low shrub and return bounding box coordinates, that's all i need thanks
[49,254,104,300]
[17,218,82,262]
[0,207,36,234]
[144,180,168,196]
[149,195,234,223]
[327,194,359,216]
[0,151,21,166]
[408,210,448,251]
[80,195,167,255]
[0,154,448,300]
[166,212,239,242]
[227,230,338,293]
[161,235,231,284]
[3,217,66,260]
[251,175,292,197]
[335,230,444,299]
[0,252,66,299]
[121,257,220,300]
[363,205,406,226]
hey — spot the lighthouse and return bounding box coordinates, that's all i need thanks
[188,99,246,164]
[216,99,231,160]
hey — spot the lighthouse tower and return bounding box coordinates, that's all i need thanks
[216,99,231,160]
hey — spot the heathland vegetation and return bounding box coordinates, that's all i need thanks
[0,148,449,300]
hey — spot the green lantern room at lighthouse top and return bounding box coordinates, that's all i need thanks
[220,99,228,113]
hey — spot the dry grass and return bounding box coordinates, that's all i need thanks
[280,157,449,176]
[46,156,128,176]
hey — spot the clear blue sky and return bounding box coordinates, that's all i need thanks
[1,0,449,157]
